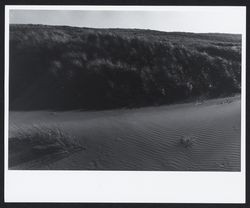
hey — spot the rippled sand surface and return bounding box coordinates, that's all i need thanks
[9,96,241,171]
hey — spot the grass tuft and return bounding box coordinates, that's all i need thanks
[180,135,196,148]
[9,125,84,167]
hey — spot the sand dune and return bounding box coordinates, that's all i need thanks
[9,96,241,171]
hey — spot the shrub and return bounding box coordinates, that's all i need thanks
[180,135,196,148]
[9,125,84,167]
[9,24,242,110]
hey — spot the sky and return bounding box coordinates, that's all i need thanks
[9,7,246,34]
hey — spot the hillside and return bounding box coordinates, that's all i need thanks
[9,24,242,110]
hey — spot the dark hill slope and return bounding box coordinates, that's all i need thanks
[9,24,241,110]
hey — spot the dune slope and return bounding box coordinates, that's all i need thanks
[9,96,241,171]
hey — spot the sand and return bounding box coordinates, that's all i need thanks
[9,96,241,171]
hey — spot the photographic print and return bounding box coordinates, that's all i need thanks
[4,5,246,203]
[7,7,244,172]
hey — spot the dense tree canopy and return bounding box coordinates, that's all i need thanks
[9,24,241,110]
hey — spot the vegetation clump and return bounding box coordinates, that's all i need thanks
[9,24,241,110]
[180,136,196,148]
[9,126,83,167]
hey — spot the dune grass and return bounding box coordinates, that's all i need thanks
[180,135,196,148]
[9,125,84,168]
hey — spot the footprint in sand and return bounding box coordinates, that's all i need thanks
[89,160,99,168]
[233,125,240,131]
[116,137,123,142]
[216,158,230,170]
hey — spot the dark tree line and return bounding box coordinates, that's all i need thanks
[9,24,241,110]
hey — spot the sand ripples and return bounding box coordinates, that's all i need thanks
[9,97,241,171]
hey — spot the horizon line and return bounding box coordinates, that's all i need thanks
[9,23,242,35]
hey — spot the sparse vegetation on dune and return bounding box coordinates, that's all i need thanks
[10,24,241,110]
[9,125,83,167]
[180,135,196,148]
[9,95,241,170]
